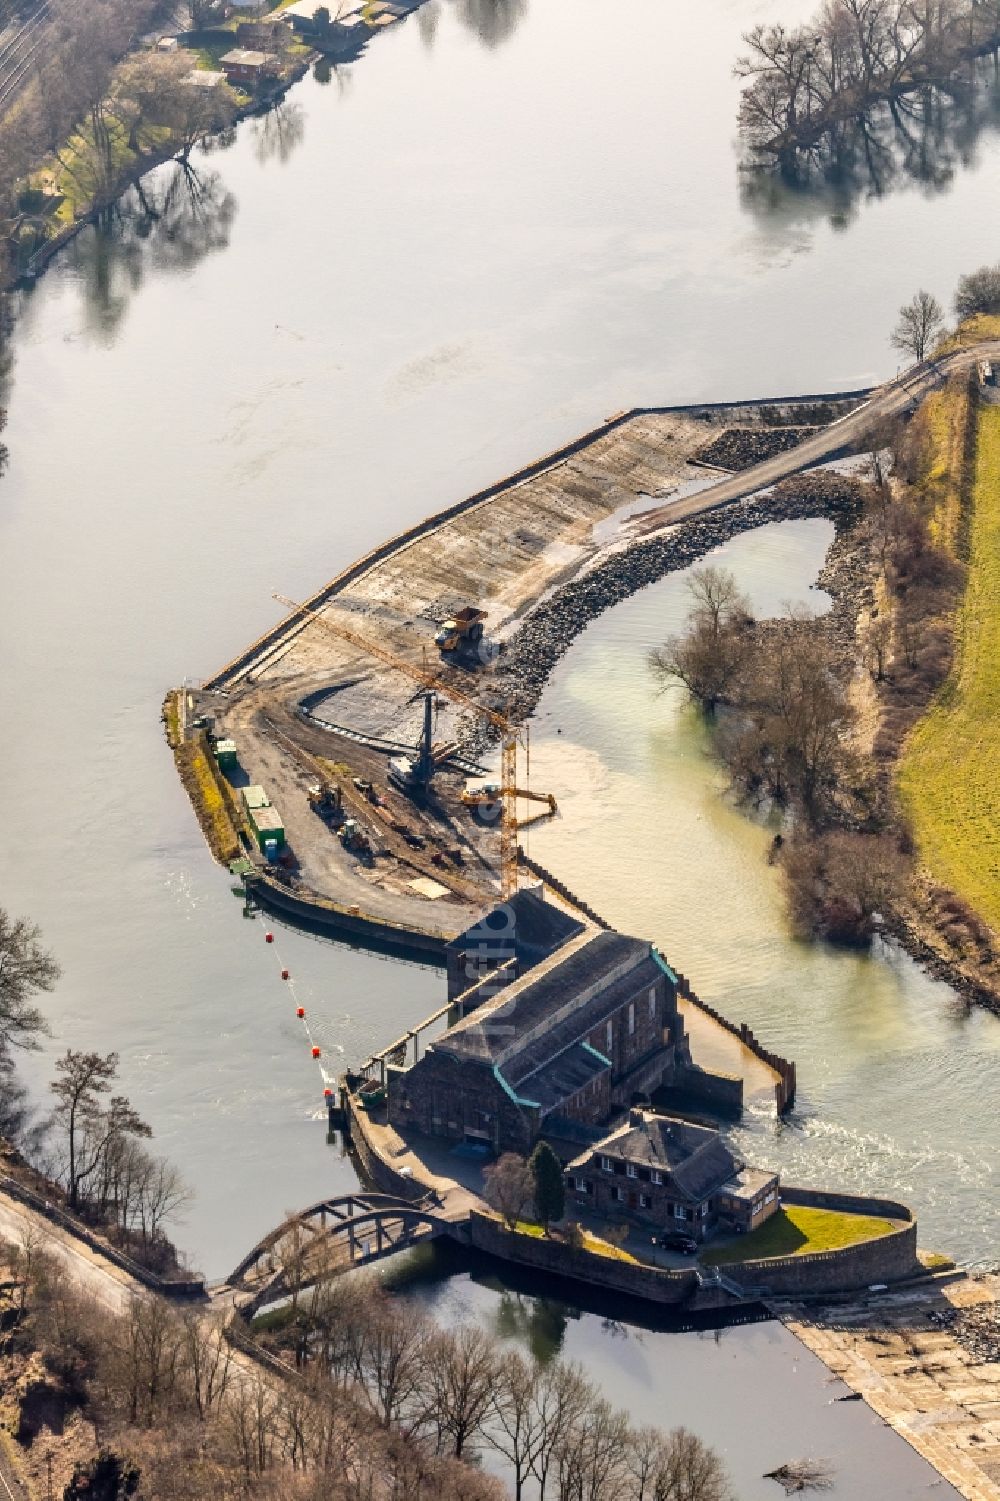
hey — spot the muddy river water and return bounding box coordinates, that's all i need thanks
[2,0,999,1488]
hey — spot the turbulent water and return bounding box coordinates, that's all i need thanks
[1,0,999,1295]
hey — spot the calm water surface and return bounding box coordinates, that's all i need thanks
[1,0,998,1287]
[525,520,1000,1264]
[394,1258,961,1500]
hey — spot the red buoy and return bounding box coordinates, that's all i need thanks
[296,1006,305,1019]
[281,969,290,980]
[265,932,274,944]
[312,1045,321,1059]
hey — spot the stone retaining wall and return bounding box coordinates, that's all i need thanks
[720,1185,919,1298]
[468,1209,698,1305]
[344,1091,432,1204]
[0,1174,205,1299]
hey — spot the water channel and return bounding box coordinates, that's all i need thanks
[2,0,1000,1481]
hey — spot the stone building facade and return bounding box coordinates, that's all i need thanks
[386,895,691,1155]
[566,1109,780,1241]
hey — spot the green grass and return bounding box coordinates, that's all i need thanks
[899,405,1000,933]
[699,1206,896,1266]
[916,377,973,556]
[506,1219,636,1263]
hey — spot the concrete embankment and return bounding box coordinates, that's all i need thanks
[201,389,868,695]
[780,1273,1000,1501]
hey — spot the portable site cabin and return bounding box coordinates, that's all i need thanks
[241,785,270,812]
[214,739,238,772]
[249,804,284,852]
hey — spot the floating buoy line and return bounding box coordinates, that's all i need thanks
[262,928,335,1104]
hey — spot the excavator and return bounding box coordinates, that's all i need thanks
[461,778,557,828]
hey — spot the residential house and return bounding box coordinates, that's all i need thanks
[567,1109,779,1241]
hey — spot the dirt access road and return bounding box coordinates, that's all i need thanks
[630,341,1000,534]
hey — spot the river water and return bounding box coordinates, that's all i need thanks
[2,0,1000,1470]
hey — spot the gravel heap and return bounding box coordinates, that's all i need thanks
[696,426,818,472]
[934,1300,1000,1364]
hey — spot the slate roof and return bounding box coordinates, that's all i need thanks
[514,1042,609,1111]
[432,930,652,1067]
[446,889,585,970]
[577,1112,742,1204]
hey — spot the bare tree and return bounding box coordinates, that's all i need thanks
[650,567,753,715]
[488,1350,543,1501]
[554,1395,630,1500]
[529,1359,593,1499]
[50,1050,121,1209]
[179,1307,232,1420]
[0,906,57,1058]
[424,1324,500,1458]
[954,261,1000,321]
[782,831,910,944]
[891,289,944,362]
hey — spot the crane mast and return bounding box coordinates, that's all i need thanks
[272,594,531,898]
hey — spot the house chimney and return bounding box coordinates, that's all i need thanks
[628,1107,645,1128]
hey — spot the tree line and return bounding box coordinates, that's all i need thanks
[254,1258,731,1501]
[0,0,239,282]
[736,0,1000,166]
[1,906,190,1273]
[1,1226,732,1501]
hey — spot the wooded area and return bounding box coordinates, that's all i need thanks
[0,0,239,282]
[736,0,1000,167]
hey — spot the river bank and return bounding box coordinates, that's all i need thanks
[178,391,871,960]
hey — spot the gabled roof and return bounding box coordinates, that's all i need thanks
[575,1112,742,1204]
[512,1041,609,1112]
[431,930,651,1067]
[446,889,585,968]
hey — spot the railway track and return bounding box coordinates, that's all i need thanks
[0,0,52,115]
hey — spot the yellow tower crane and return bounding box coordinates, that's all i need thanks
[272,594,554,899]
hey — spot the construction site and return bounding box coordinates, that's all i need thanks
[166,390,871,954]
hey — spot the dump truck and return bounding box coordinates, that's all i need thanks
[434,606,487,653]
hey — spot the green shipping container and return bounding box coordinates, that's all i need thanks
[249,804,285,852]
[214,739,238,772]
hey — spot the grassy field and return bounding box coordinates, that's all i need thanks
[936,312,1000,355]
[899,405,1000,932]
[916,375,974,555]
[700,1206,896,1266]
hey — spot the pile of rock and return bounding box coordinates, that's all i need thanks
[464,477,865,755]
[948,1301,1000,1364]
[696,426,817,472]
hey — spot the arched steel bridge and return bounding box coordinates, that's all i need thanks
[222,1192,455,1312]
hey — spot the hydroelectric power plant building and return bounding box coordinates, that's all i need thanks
[385,890,703,1155]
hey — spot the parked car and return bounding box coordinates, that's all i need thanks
[654,1231,699,1255]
